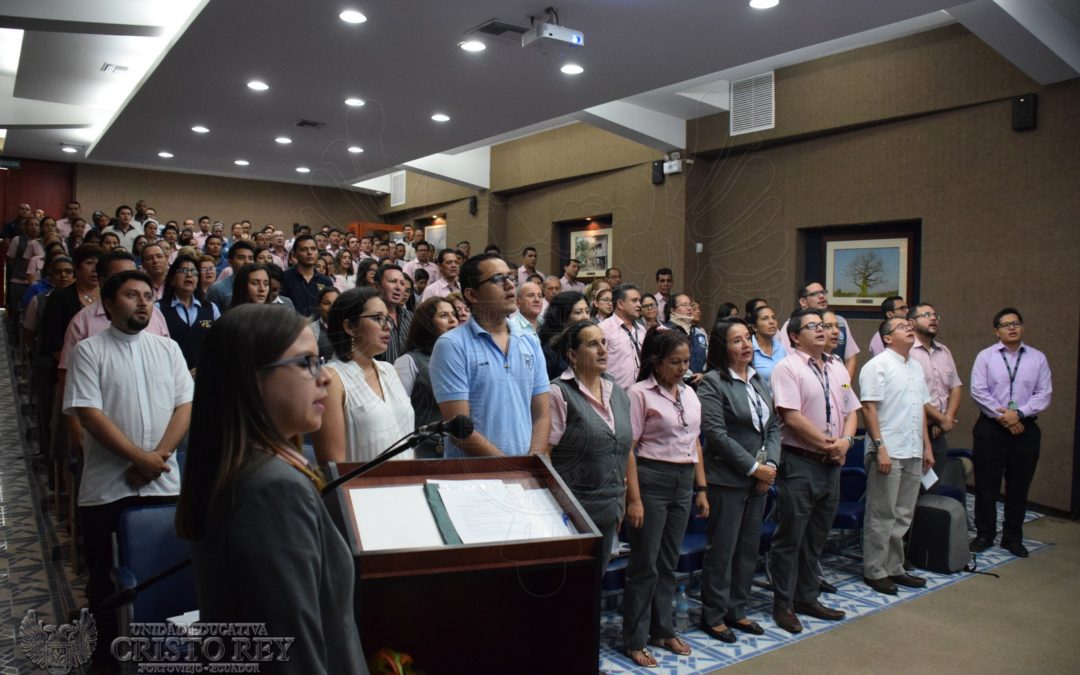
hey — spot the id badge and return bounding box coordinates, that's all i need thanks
[756,448,767,464]
[1008,400,1018,411]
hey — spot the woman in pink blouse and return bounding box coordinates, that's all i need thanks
[622,328,709,667]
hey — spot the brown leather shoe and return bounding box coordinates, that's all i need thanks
[793,600,846,621]
[889,573,927,588]
[772,607,803,634]
[864,576,898,595]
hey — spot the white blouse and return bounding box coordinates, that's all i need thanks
[326,359,415,462]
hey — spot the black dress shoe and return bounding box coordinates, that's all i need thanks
[793,600,845,621]
[864,576,898,595]
[969,536,994,553]
[729,619,765,636]
[890,573,926,588]
[772,607,803,634]
[1001,539,1030,558]
[699,621,737,643]
[818,578,838,594]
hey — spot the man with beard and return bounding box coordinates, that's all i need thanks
[63,269,192,670]
[908,303,963,470]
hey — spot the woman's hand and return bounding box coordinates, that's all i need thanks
[694,491,710,518]
[626,499,645,529]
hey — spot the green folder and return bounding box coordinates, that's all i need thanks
[423,483,462,545]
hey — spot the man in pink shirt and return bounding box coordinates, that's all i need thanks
[778,281,860,379]
[402,241,439,284]
[768,308,860,634]
[908,303,963,468]
[559,259,584,292]
[598,283,645,389]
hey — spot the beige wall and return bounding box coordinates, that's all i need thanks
[75,164,382,229]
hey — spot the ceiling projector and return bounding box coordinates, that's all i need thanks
[521,22,584,48]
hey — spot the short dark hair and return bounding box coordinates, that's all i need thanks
[706,318,750,376]
[665,292,693,323]
[993,307,1023,328]
[605,267,620,277]
[798,280,824,300]
[878,317,906,340]
[414,240,431,253]
[292,234,317,250]
[483,244,501,255]
[227,240,256,260]
[412,268,430,282]
[437,248,459,265]
[881,296,904,314]
[744,297,767,318]
[655,267,673,280]
[102,269,152,304]
[95,250,137,280]
[637,326,689,383]
[907,303,933,320]
[72,244,104,268]
[460,252,502,291]
[115,204,133,217]
[612,283,640,305]
[522,246,537,256]
[375,263,403,286]
[327,287,383,359]
[787,308,824,338]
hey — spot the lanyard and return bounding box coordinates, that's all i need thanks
[745,379,767,450]
[1000,349,1023,405]
[807,357,832,427]
[621,323,641,368]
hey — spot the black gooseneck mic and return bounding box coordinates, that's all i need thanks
[101,415,475,612]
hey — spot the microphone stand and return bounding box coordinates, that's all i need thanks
[102,427,440,613]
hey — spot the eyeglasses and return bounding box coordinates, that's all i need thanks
[801,289,828,299]
[479,273,515,288]
[883,322,913,335]
[997,321,1023,330]
[819,322,836,330]
[359,313,393,328]
[641,302,657,309]
[912,311,941,320]
[673,397,688,429]
[176,267,198,276]
[260,354,325,378]
[800,322,827,331]
[54,268,75,276]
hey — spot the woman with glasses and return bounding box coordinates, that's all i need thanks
[394,296,459,458]
[176,305,367,674]
[696,318,780,644]
[313,287,415,463]
[622,328,709,667]
[196,255,217,295]
[158,254,221,373]
[591,287,614,323]
[230,263,271,309]
[748,305,786,386]
[639,295,661,331]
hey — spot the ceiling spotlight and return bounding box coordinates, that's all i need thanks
[191,125,209,133]
[61,146,78,153]
[339,9,367,24]
[345,98,366,107]
[561,63,584,75]
[275,136,292,144]
[347,146,364,153]
[296,167,311,173]
[431,113,450,122]
[158,151,174,158]
[234,159,250,166]
[459,40,486,52]
[749,0,779,8]
[247,80,269,91]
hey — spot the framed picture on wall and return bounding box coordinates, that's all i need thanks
[824,236,910,309]
[569,227,612,277]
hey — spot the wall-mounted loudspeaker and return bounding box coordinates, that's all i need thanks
[468,195,478,215]
[651,160,665,185]
[1012,94,1037,132]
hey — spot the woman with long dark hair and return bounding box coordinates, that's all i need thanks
[356,258,379,288]
[176,305,367,673]
[622,327,709,667]
[394,296,459,458]
[230,263,271,308]
[537,291,588,380]
[696,318,780,643]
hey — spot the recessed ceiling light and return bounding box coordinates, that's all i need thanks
[296,167,311,173]
[247,80,269,91]
[339,9,367,24]
[431,113,450,122]
[61,146,78,153]
[191,125,209,133]
[749,0,779,8]
[275,136,292,144]
[345,97,366,107]
[234,159,250,166]
[347,146,364,153]
[158,151,174,158]
[561,63,584,75]
[459,40,486,52]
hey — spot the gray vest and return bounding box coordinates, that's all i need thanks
[550,375,632,525]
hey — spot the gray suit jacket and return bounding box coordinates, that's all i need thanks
[698,369,781,488]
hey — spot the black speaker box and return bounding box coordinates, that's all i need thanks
[468,195,478,215]
[1012,94,1037,131]
[651,160,665,185]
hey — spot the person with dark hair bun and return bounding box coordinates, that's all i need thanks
[176,305,368,674]
[394,296,459,457]
[622,327,709,666]
[538,291,589,379]
[312,287,414,463]
[748,305,786,386]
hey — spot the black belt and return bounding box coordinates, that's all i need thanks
[782,444,836,465]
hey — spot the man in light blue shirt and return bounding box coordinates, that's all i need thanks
[431,253,550,457]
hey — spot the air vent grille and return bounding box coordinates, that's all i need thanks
[473,19,528,37]
[390,171,406,207]
[729,72,774,136]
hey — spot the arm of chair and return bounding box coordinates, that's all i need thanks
[110,566,137,594]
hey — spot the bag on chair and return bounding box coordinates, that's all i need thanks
[906,493,967,574]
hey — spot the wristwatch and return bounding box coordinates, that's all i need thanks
[844,435,856,449]
[872,438,885,449]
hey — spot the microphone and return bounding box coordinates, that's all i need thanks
[415,414,474,439]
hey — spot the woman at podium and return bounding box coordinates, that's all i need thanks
[176,304,368,674]
[543,320,632,575]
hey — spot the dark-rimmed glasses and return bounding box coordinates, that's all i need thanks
[359,314,393,328]
[260,354,325,378]
[479,273,515,288]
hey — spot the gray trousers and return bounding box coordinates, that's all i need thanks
[863,455,923,579]
[700,483,766,626]
[770,453,839,609]
[622,459,693,648]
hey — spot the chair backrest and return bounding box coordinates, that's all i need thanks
[115,504,195,624]
[838,467,867,502]
[845,436,867,468]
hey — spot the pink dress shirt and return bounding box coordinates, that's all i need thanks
[770,349,860,450]
[549,369,617,445]
[628,376,701,464]
[910,339,962,413]
[598,314,645,390]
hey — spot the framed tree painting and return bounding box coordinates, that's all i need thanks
[824,236,910,309]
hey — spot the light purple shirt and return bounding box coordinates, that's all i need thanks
[560,276,584,293]
[970,342,1052,419]
[868,331,885,357]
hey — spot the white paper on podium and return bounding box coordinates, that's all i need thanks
[921,468,939,490]
[431,479,576,544]
[350,485,445,551]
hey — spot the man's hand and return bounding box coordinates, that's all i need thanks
[754,479,771,495]
[922,443,935,473]
[753,463,777,485]
[876,447,892,475]
[996,408,1021,428]
[939,417,956,434]
[821,437,848,463]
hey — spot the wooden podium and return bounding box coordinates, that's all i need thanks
[327,455,603,673]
